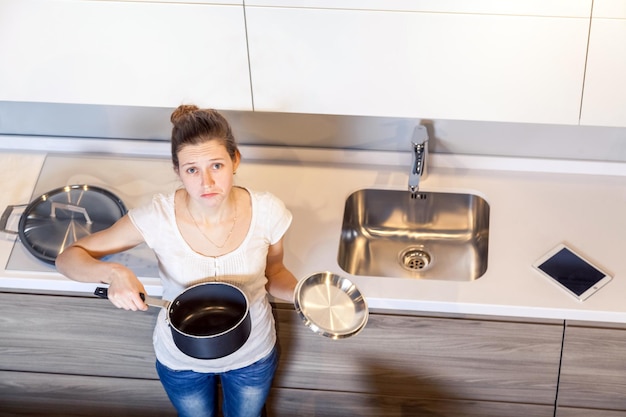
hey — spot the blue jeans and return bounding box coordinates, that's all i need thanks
[156,347,278,417]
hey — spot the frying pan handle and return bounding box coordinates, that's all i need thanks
[94,286,141,300]
[0,204,26,235]
[94,287,169,309]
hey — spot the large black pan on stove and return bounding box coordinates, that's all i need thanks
[0,184,127,264]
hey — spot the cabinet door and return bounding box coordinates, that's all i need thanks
[0,370,176,416]
[0,292,160,379]
[268,386,555,417]
[557,408,626,417]
[0,0,252,109]
[580,2,626,127]
[0,291,173,415]
[246,5,589,124]
[273,307,562,409]
[559,324,626,411]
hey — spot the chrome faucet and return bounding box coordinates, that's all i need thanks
[409,125,429,198]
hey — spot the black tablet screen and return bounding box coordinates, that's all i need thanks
[537,247,606,296]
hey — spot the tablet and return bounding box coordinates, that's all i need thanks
[533,243,612,301]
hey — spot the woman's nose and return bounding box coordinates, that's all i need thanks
[202,170,215,186]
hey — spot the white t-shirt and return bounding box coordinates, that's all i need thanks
[128,188,292,373]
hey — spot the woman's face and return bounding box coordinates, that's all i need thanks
[176,140,240,208]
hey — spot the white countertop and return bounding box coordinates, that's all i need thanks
[2,140,626,323]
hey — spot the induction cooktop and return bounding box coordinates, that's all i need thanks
[6,153,179,277]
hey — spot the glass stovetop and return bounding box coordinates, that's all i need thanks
[6,153,179,277]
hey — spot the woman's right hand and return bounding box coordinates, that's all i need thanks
[55,215,149,311]
[105,264,148,311]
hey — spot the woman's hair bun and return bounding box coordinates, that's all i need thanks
[171,104,200,124]
[169,104,239,168]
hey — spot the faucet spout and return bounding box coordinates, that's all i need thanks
[409,125,429,196]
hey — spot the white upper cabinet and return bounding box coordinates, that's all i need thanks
[6,0,621,127]
[580,0,626,127]
[246,0,589,16]
[246,1,590,124]
[0,0,252,110]
[101,0,243,3]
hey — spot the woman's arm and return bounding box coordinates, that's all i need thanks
[55,215,148,311]
[265,238,298,302]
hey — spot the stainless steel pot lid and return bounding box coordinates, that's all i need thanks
[294,272,368,339]
[19,184,126,264]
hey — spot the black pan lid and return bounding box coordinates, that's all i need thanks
[18,184,127,264]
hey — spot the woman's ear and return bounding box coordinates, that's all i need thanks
[233,150,241,173]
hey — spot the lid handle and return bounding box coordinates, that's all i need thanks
[50,202,93,224]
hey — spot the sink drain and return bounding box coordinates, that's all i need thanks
[399,248,432,271]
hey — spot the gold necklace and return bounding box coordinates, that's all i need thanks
[186,195,237,249]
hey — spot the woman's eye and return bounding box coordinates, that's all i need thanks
[212,163,223,170]
[186,167,197,174]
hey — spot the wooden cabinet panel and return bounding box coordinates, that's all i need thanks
[273,307,562,405]
[557,408,626,417]
[0,292,158,379]
[0,292,563,414]
[559,325,626,410]
[268,386,555,417]
[0,0,252,109]
[0,370,175,417]
[247,6,588,124]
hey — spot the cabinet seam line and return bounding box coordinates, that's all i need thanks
[578,0,594,123]
[242,2,255,110]
[554,320,567,416]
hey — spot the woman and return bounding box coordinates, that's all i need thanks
[56,105,298,417]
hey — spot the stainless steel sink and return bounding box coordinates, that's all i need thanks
[337,189,490,281]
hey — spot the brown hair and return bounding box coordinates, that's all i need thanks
[170,105,240,169]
